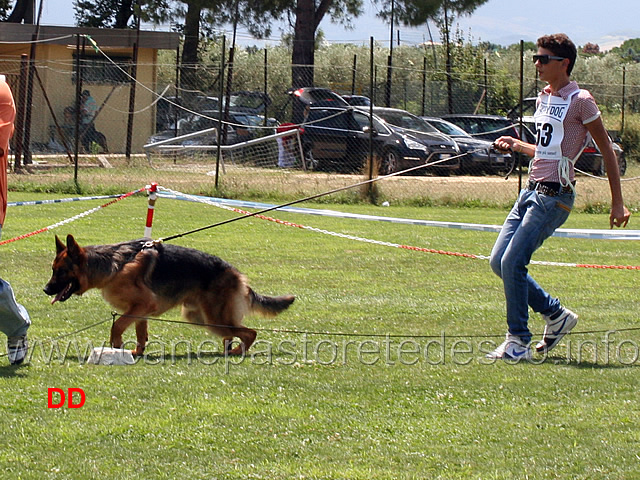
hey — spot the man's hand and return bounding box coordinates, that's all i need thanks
[610,204,631,228]
[492,136,517,153]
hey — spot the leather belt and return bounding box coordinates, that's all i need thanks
[527,180,575,197]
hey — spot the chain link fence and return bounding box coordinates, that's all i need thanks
[2,35,640,208]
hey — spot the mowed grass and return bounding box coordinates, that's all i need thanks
[1,192,640,479]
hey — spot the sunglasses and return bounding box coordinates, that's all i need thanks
[533,54,566,64]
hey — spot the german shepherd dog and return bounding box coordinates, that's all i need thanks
[44,235,295,356]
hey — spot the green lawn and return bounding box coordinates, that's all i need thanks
[1,192,639,479]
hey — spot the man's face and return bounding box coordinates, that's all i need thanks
[534,47,569,83]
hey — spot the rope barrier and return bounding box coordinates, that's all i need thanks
[0,187,145,246]
[8,193,133,207]
[156,152,465,243]
[2,185,636,358]
[156,186,640,270]
[156,192,640,241]
[110,311,640,341]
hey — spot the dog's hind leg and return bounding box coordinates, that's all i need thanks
[110,314,137,350]
[111,313,148,356]
[134,319,149,356]
[226,327,257,356]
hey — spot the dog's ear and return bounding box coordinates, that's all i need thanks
[66,234,83,259]
[55,235,66,254]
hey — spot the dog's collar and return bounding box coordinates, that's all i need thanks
[141,239,162,249]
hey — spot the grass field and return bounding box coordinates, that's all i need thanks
[1,185,640,479]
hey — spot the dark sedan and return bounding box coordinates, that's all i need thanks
[421,116,512,174]
[441,113,537,145]
[301,106,460,174]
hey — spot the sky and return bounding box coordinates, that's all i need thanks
[37,0,637,51]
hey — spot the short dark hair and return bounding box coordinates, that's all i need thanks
[537,33,577,75]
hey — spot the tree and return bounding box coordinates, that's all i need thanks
[611,38,640,62]
[74,0,173,29]
[582,42,600,55]
[5,0,34,23]
[288,0,361,90]
[373,0,490,113]
[0,0,11,20]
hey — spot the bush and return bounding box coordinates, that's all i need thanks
[620,114,640,163]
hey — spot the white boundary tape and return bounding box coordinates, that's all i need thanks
[156,192,640,241]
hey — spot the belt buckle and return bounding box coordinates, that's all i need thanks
[534,182,556,197]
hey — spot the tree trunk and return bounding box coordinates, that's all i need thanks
[292,0,316,90]
[180,3,201,96]
[114,0,134,29]
[291,0,333,123]
[7,0,34,23]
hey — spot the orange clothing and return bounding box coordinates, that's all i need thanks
[0,79,16,226]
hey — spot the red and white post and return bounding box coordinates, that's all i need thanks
[144,182,158,238]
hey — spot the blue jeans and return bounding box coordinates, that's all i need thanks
[489,188,574,344]
[0,225,31,338]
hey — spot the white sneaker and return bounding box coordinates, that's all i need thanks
[486,334,532,362]
[535,308,578,353]
[8,335,28,365]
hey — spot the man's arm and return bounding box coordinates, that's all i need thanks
[493,136,535,156]
[586,117,630,228]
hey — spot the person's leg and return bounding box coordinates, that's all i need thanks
[498,190,574,344]
[0,224,31,364]
[523,191,574,317]
[0,278,31,338]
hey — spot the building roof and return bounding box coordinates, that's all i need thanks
[0,23,180,50]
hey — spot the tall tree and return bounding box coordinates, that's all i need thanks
[6,0,34,23]
[374,0,488,26]
[290,0,361,89]
[375,0,489,112]
[0,0,11,20]
[74,0,172,28]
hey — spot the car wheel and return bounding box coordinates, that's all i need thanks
[381,149,399,175]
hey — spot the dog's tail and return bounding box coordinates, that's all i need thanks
[249,288,295,317]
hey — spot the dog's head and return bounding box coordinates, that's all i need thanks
[43,234,89,304]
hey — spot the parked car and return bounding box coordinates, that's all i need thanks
[301,106,459,174]
[147,109,277,148]
[155,91,271,133]
[421,116,512,174]
[441,113,537,145]
[288,87,350,108]
[575,135,626,176]
[342,94,372,107]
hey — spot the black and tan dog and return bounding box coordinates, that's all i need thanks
[44,234,294,356]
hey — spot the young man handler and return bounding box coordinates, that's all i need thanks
[487,33,630,361]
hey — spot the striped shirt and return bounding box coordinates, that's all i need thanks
[529,81,600,183]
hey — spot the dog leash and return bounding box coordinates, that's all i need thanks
[1,317,112,361]
[155,151,470,244]
[110,312,640,340]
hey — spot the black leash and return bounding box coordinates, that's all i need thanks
[158,151,468,243]
[111,312,640,340]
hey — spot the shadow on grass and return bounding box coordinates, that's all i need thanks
[0,363,30,377]
[545,355,640,369]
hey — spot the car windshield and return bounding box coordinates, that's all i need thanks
[375,111,439,134]
[229,93,269,112]
[352,111,389,133]
[429,120,469,137]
